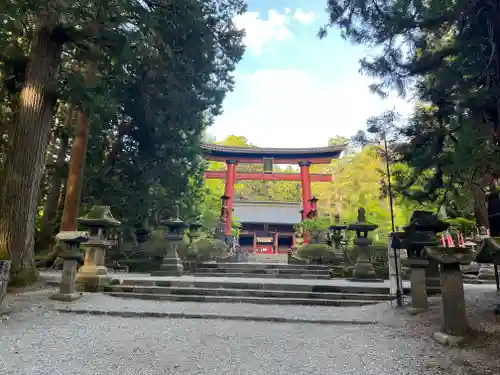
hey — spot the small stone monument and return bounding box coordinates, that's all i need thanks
[424,246,475,337]
[76,206,121,292]
[151,207,185,276]
[51,231,89,301]
[348,207,379,280]
[0,260,11,308]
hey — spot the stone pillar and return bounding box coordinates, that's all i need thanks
[299,161,312,217]
[151,216,185,277]
[0,260,11,308]
[224,160,237,236]
[425,247,474,337]
[407,258,429,312]
[51,231,89,302]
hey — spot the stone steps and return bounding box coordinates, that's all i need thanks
[107,285,392,301]
[194,267,331,275]
[192,272,331,280]
[201,262,331,270]
[196,262,337,280]
[105,291,380,306]
[103,277,406,306]
[117,278,402,295]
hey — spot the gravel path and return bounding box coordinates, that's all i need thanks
[0,309,466,375]
[1,285,500,374]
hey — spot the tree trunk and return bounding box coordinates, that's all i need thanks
[59,61,97,231]
[471,183,489,228]
[38,108,72,250]
[0,20,64,285]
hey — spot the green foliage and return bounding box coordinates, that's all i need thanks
[191,238,228,262]
[296,244,338,263]
[446,217,476,234]
[294,218,330,233]
[320,0,498,226]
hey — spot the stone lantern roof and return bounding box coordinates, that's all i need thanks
[77,205,121,228]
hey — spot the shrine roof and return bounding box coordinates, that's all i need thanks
[201,143,345,161]
[233,200,301,225]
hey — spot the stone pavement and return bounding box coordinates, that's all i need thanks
[1,286,500,374]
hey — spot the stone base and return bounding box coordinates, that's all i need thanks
[151,269,183,277]
[478,264,496,280]
[406,307,427,315]
[78,265,108,276]
[76,274,111,292]
[352,261,376,279]
[50,292,82,302]
[151,258,183,276]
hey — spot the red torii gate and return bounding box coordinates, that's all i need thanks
[201,143,345,236]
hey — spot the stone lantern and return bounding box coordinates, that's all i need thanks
[329,213,347,256]
[51,231,89,301]
[348,207,379,280]
[308,196,318,219]
[188,219,203,245]
[76,205,121,292]
[402,210,448,298]
[151,211,186,276]
[220,195,229,221]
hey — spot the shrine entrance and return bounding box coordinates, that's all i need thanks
[201,143,345,245]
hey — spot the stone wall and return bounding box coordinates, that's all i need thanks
[0,260,11,307]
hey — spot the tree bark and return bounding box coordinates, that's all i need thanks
[471,183,489,228]
[0,19,64,285]
[59,61,97,231]
[38,107,72,249]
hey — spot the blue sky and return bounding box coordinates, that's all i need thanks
[210,0,412,148]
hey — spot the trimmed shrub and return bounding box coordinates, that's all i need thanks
[191,238,228,262]
[296,244,339,264]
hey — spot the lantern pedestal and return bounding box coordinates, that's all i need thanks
[76,242,111,292]
[407,258,429,313]
[348,208,381,281]
[76,206,121,292]
[425,246,474,337]
[51,231,88,302]
[151,240,184,276]
[151,216,185,277]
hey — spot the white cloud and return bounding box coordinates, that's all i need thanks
[212,69,413,148]
[293,9,315,26]
[233,8,316,56]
